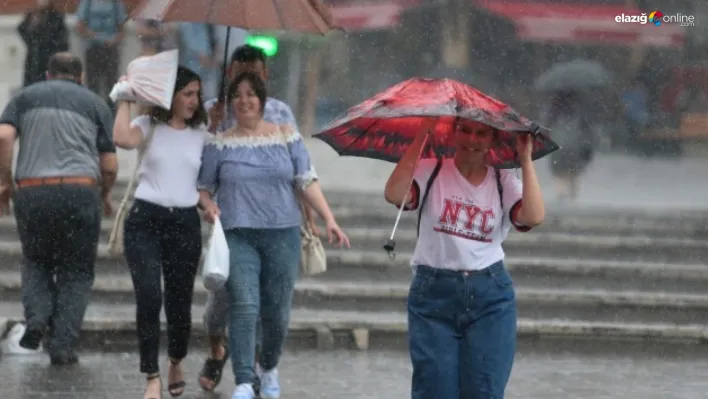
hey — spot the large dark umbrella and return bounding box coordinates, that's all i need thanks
[534,60,613,92]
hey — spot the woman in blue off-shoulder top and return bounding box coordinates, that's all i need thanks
[197,71,350,399]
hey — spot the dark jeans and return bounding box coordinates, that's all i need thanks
[124,199,202,374]
[85,43,119,104]
[14,184,101,354]
[408,262,517,399]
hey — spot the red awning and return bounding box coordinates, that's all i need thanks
[475,0,685,48]
[329,1,409,31]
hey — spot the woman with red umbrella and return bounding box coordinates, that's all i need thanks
[315,78,554,398]
[385,123,544,398]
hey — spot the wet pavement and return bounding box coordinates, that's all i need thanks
[3,344,708,398]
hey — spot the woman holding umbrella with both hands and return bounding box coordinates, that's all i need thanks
[315,77,556,398]
[385,122,544,399]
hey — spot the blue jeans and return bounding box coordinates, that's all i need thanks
[224,227,300,385]
[408,261,517,399]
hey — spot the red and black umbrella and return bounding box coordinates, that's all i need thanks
[314,77,559,169]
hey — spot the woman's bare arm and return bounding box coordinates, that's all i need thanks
[112,102,144,149]
[384,132,429,206]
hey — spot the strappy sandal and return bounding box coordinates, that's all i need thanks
[198,344,230,391]
[144,373,162,399]
[167,358,186,397]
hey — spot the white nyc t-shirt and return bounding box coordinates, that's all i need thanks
[131,115,209,208]
[404,158,530,271]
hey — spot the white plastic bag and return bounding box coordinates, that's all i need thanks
[202,218,230,291]
[111,49,179,110]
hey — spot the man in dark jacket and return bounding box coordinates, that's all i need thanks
[17,0,69,87]
[0,52,117,365]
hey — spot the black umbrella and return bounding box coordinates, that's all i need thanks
[534,60,613,92]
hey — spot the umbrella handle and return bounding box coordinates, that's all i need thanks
[382,190,409,260]
[218,27,232,102]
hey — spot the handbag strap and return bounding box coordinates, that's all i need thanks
[417,157,443,237]
[122,120,157,200]
[494,168,505,231]
[284,130,312,233]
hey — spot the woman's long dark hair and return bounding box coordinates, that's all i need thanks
[149,66,208,127]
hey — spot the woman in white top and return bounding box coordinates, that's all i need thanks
[384,120,545,399]
[112,66,213,399]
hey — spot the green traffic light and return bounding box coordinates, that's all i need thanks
[245,35,279,57]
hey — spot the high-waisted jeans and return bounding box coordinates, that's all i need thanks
[408,261,517,399]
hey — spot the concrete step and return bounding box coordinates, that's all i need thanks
[0,217,214,243]
[104,182,708,237]
[341,228,708,263]
[1,272,707,325]
[1,212,701,247]
[3,201,702,244]
[317,251,708,293]
[332,213,708,239]
[109,180,708,221]
[2,302,708,351]
[1,244,707,293]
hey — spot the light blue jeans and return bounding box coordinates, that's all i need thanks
[224,227,300,385]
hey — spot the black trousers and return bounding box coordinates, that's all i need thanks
[14,184,101,354]
[124,199,202,374]
[85,43,119,105]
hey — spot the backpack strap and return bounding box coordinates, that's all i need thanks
[417,158,443,237]
[494,168,505,231]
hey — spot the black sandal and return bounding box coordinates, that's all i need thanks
[198,345,230,391]
[145,373,162,399]
[167,358,186,397]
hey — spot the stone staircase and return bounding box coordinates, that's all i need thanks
[0,182,707,350]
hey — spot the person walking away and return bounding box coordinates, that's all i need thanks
[198,72,349,399]
[384,120,545,399]
[621,82,649,154]
[541,90,596,200]
[198,44,319,392]
[0,52,117,365]
[76,0,127,104]
[17,0,68,87]
[112,66,212,399]
[135,19,178,56]
[178,22,219,100]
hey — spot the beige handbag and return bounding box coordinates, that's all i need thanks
[299,203,327,276]
[285,134,326,276]
[107,121,156,256]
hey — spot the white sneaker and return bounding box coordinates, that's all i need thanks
[257,365,281,399]
[1,323,42,355]
[231,383,255,399]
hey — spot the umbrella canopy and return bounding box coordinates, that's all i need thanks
[315,78,559,169]
[0,0,142,15]
[534,60,613,92]
[131,0,341,35]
